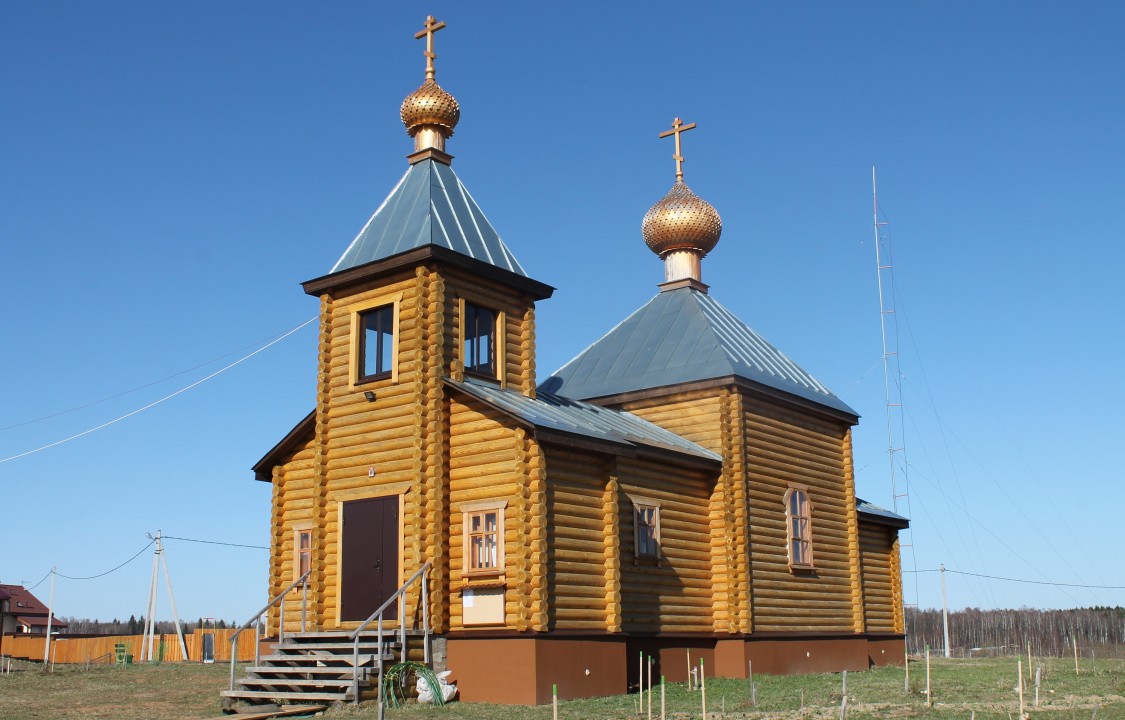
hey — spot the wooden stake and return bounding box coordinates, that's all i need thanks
[552,683,558,720]
[1074,637,1080,676]
[800,689,804,711]
[648,656,652,720]
[1027,641,1034,686]
[1035,666,1041,708]
[686,649,692,690]
[925,646,932,707]
[700,658,707,720]
[840,669,848,719]
[904,635,910,693]
[661,676,666,720]
[1017,658,1024,720]
[640,651,645,711]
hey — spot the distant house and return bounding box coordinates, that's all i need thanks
[0,584,67,635]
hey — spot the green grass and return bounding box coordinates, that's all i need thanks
[1,657,1123,720]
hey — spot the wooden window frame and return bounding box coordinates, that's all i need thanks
[293,523,314,584]
[630,496,662,565]
[457,297,505,384]
[349,292,402,387]
[459,499,507,579]
[357,305,394,383]
[784,485,815,571]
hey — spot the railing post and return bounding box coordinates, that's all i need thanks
[352,629,360,704]
[279,596,286,645]
[301,582,308,633]
[377,616,385,720]
[422,573,431,664]
[399,595,406,664]
[229,636,237,691]
[254,621,261,668]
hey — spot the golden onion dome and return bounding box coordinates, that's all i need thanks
[400,79,460,136]
[641,180,723,257]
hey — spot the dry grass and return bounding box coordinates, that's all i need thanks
[1,656,1123,720]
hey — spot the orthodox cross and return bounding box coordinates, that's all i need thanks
[415,15,447,81]
[659,117,697,182]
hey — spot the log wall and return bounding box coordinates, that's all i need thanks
[859,521,899,633]
[269,437,317,634]
[742,394,857,632]
[447,395,520,630]
[617,458,715,633]
[542,447,610,631]
[617,389,747,634]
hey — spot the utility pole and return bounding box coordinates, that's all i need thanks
[43,567,56,667]
[941,564,951,658]
[141,531,189,662]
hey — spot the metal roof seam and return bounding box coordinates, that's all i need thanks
[331,166,413,273]
[449,170,496,267]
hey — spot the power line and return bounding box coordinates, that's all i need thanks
[0,317,315,465]
[163,535,268,551]
[56,540,155,581]
[906,568,1125,590]
[0,323,316,433]
[22,569,53,591]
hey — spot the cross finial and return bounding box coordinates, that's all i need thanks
[658,117,698,182]
[415,15,447,82]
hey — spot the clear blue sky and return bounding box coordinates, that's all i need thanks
[3,2,1123,624]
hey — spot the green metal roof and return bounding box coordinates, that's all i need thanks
[446,377,721,465]
[540,286,857,417]
[330,158,528,277]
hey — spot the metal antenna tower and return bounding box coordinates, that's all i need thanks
[871,168,920,654]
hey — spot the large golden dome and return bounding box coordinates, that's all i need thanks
[641,180,723,257]
[400,79,460,136]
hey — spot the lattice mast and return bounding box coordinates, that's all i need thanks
[871,168,919,654]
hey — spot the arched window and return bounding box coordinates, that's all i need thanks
[784,486,814,569]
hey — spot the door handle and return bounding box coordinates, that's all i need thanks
[374,560,382,571]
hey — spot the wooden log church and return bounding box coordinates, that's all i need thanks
[249,16,908,706]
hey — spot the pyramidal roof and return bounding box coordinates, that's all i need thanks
[539,286,857,417]
[330,157,528,277]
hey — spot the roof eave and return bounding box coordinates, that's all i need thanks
[857,511,910,530]
[303,245,555,300]
[572,375,860,425]
[252,410,316,482]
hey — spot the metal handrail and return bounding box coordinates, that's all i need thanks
[350,561,431,716]
[228,569,310,691]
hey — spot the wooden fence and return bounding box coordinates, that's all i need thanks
[1,628,268,664]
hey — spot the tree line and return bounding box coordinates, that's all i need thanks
[905,606,1125,656]
[59,616,240,635]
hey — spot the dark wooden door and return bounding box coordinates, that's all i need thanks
[340,495,399,621]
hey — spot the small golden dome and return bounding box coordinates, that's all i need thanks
[642,180,722,257]
[400,79,460,136]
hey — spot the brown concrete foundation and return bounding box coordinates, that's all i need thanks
[446,636,627,704]
[445,632,904,705]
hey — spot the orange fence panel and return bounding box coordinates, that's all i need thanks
[1,628,265,664]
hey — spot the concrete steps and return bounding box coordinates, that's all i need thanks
[221,629,431,712]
